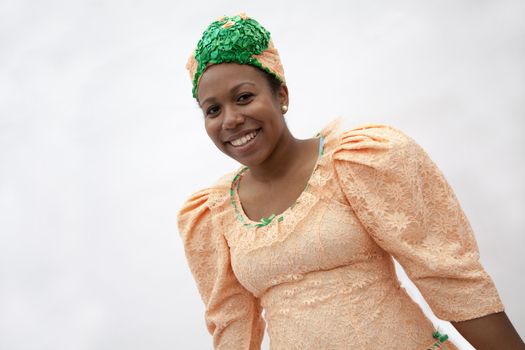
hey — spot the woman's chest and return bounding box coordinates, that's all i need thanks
[238,178,306,223]
[222,182,386,296]
[237,162,319,222]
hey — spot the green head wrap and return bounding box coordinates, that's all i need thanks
[186,13,286,98]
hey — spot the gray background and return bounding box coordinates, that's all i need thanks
[1,1,524,349]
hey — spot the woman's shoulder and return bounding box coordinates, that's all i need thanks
[177,169,239,239]
[324,120,436,184]
[320,119,418,159]
[178,170,238,216]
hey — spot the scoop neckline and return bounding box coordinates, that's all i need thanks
[230,135,325,228]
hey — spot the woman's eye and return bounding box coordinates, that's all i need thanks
[237,93,253,103]
[206,106,219,116]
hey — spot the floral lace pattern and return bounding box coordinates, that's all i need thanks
[177,119,504,349]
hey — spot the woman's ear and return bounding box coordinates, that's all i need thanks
[278,84,289,109]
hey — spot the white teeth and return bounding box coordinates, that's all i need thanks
[230,130,258,147]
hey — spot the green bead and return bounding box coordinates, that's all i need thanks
[439,334,448,342]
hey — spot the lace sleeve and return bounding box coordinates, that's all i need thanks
[332,125,505,322]
[177,188,265,349]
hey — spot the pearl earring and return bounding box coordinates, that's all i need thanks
[281,105,288,113]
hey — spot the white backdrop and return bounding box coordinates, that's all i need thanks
[1,1,524,349]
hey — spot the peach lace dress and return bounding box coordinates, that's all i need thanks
[177,120,504,350]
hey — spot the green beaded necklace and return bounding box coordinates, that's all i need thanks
[230,135,325,228]
[427,330,449,349]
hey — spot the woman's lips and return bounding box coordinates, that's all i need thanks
[228,128,261,147]
[227,128,261,153]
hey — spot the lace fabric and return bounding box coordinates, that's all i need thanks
[177,119,504,349]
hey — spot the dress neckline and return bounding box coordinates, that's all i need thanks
[230,135,325,229]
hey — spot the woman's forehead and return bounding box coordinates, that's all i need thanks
[197,63,266,100]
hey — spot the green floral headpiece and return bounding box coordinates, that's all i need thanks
[186,13,286,98]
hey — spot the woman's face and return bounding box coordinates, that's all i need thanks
[196,63,288,166]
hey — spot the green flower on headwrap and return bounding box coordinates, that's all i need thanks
[189,13,285,98]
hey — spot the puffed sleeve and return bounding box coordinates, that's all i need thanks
[177,188,266,349]
[332,124,505,322]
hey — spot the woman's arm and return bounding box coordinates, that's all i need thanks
[451,311,525,350]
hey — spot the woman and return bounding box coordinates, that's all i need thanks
[178,13,524,349]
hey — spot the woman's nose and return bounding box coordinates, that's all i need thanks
[221,108,244,130]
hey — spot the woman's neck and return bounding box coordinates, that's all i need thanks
[245,130,317,184]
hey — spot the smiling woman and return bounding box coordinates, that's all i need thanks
[177,13,525,350]
[196,63,291,168]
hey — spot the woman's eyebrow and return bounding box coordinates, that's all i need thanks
[230,81,256,91]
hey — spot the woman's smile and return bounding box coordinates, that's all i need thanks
[226,128,262,154]
[228,128,260,147]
